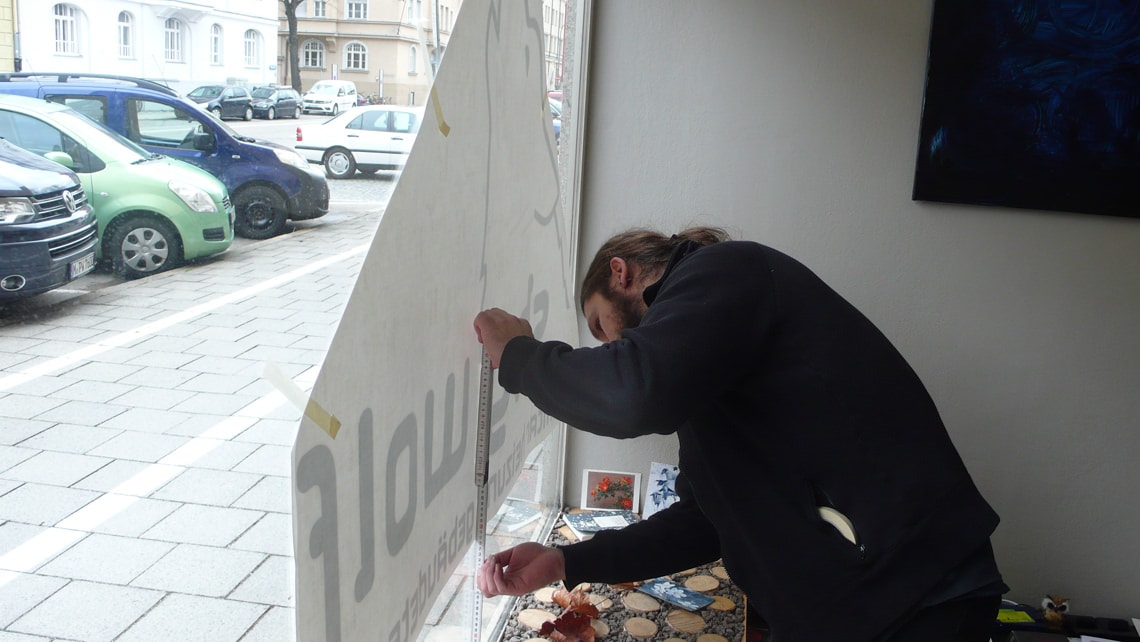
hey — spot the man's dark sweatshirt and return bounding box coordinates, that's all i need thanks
[498,239,1002,641]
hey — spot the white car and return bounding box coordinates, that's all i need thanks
[294,106,422,179]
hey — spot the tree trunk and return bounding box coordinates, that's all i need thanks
[282,0,303,91]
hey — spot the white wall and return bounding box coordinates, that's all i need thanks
[567,0,1140,617]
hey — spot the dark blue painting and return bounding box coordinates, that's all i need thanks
[913,0,1140,219]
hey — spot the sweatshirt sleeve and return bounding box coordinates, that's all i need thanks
[560,471,721,587]
[497,243,776,439]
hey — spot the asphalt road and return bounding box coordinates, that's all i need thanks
[1,114,398,310]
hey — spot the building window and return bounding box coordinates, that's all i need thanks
[344,41,367,71]
[117,11,133,58]
[409,45,417,74]
[164,18,184,62]
[302,39,325,69]
[347,0,367,20]
[53,4,79,55]
[244,30,262,67]
[210,24,223,65]
[312,0,327,18]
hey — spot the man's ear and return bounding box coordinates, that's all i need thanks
[609,257,630,288]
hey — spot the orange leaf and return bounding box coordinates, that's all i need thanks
[551,588,600,618]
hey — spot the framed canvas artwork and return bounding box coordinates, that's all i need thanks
[913,0,1140,219]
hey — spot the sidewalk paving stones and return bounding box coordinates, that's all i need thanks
[0,203,497,640]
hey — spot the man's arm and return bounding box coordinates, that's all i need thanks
[561,471,721,586]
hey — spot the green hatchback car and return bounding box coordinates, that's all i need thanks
[0,95,233,278]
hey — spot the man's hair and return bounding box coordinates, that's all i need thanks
[579,226,731,310]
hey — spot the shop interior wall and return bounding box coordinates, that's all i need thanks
[564,0,1140,616]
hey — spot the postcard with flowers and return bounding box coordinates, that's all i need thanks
[642,462,680,519]
[580,469,641,512]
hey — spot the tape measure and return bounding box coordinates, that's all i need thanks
[470,350,494,641]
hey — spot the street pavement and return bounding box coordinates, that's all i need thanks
[0,188,387,641]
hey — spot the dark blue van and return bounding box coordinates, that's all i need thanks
[0,73,329,240]
[0,138,98,301]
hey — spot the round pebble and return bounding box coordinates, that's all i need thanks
[710,595,736,611]
[666,609,706,634]
[588,593,613,611]
[625,616,658,638]
[533,586,556,603]
[622,591,661,613]
[591,618,610,637]
[517,608,555,630]
[684,574,720,592]
[711,566,730,580]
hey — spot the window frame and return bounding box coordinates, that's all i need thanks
[164,18,185,63]
[53,4,79,56]
[117,11,133,59]
[210,24,223,65]
[343,41,368,71]
[302,39,325,69]
[346,0,367,20]
[244,29,262,68]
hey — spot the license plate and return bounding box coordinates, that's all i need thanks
[69,252,96,279]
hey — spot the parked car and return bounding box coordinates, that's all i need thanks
[251,85,301,120]
[0,138,98,300]
[295,105,422,179]
[302,80,358,116]
[0,73,329,239]
[549,98,562,143]
[0,94,233,278]
[187,84,253,121]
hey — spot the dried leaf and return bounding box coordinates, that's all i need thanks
[551,588,600,618]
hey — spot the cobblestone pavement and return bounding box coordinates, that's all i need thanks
[0,199,384,641]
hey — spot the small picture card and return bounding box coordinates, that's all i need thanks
[643,462,680,519]
[638,577,715,611]
[580,469,641,512]
[562,509,640,534]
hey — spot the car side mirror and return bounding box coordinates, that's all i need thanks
[44,151,74,169]
[193,132,216,152]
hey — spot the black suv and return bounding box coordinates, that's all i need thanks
[187,85,253,121]
[0,138,98,300]
[0,73,329,239]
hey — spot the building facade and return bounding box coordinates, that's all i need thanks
[278,0,463,106]
[15,0,279,93]
[0,0,14,72]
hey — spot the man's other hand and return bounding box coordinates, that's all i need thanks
[477,542,566,597]
[473,308,534,368]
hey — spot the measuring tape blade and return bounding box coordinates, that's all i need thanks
[470,350,494,642]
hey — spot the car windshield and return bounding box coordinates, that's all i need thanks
[53,108,155,165]
[311,85,340,95]
[189,86,223,99]
[252,87,277,99]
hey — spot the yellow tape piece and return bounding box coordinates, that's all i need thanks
[263,362,340,439]
[431,86,450,137]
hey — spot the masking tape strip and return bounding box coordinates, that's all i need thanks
[431,86,451,137]
[263,362,340,439]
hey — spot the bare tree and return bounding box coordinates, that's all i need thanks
[281,0,304,90]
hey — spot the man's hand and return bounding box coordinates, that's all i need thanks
[477,542,566,598]
[473,308,534,368]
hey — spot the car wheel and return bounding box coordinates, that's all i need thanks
[243,106,253,121]
[324,148,357,179]
[105,214,182,279]
[210,107,222,120]
[331,104,339,116]
[293,106,301,119]
[267,107,276,120]
[233,184,288,240]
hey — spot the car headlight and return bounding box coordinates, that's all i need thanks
[0,198,36,225]
[274,147,312,170]
[168,180,219,213]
